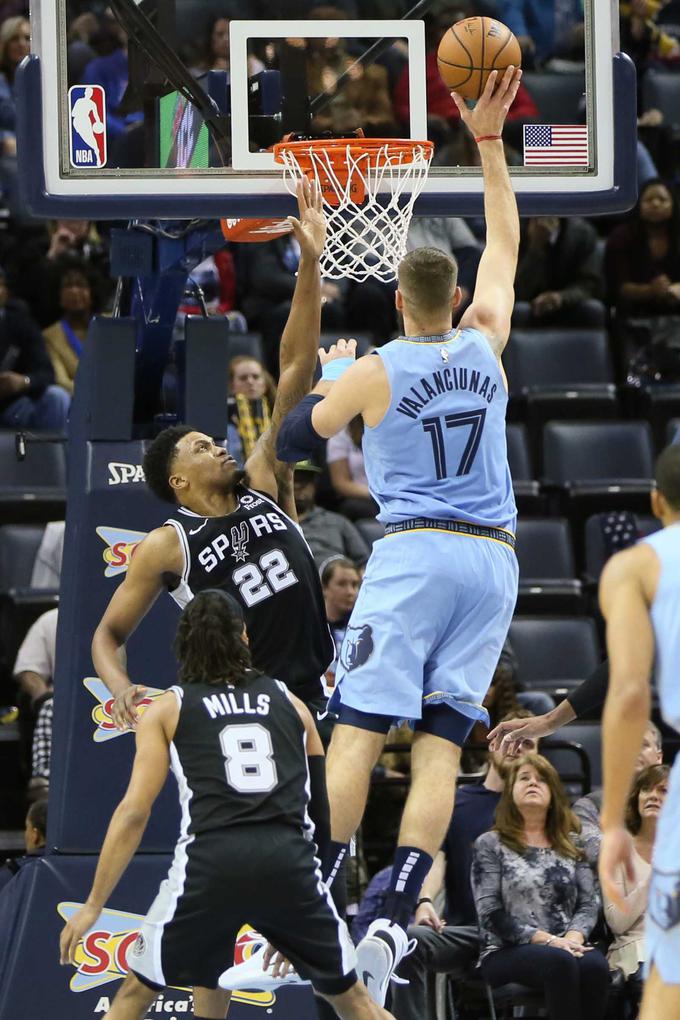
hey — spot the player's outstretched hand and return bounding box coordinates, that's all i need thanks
[318,337,358,368]
[111,684,148,730]
[59,903,101,965]
[487,711,554,756]
[451,65,522,138]
[599,826,636,911]
[288,178,326,261]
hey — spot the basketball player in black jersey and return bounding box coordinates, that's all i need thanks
[92,180,337,729]
[61,592,394,1020]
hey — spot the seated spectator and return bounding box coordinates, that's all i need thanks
[392,710,538,1020]
[227,355,276,467]
[573,719,662,857]
[42,264,98,395]
[472,753,610,1020]
[0,799,47,896]
[294,462,369,568]
[10,218,111,328]
[500,0,584,67]
[81,13,139,143]
[321,555,362,689]
[620,0,680,76]
[189,15,263,78]
[513,217,606,327]
[239,235,346,377]
[0,15,29,218]
[352,864,393,944]
[307,7,399,138]
[0,269,69,431]
[13,607,57,793]
[605,179,680,319]
[603,763,669,1018]
[327,416,379,520]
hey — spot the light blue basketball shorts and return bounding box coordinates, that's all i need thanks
[646,756,680,984]
[329,528,519,727]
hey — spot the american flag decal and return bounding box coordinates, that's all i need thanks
[523,124,589,166]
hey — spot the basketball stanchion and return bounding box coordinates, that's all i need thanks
[273,135,434,283]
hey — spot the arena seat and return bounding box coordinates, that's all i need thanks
[642,69,680,134]
[552,721,604,788]
[354,517,385,547]
[0,434,67,524]
[226,331,265,363]
[505,329,614,392]
[0,524,59,685]
[515,518,584,613]
[584,512,660,585]
[667,418,680,445]
[505,330,618,466]
[521,71,586,124]
[542,421,655,516]
[506,423,543,514]
[508,615,602,700]
[635,384,680,451]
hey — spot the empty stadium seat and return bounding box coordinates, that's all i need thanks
[542,421,655,516]
[0,435,67,524]
[509,616,602,701]
[505,331,618,465]
[515,518,583,613]
[0,524,59,685]
[667,418,680,445]
[227,331,265,363]
[522,71,586,124]
[635,385,680,451]
[552,721,604,789]
[642,69,680,133]
[505,330,614,392]
[584,512,661,584]
[354,518,385,547]
[506,423,543,513]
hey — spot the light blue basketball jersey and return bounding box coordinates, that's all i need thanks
[643,522,680,733]
[363,327,516,530]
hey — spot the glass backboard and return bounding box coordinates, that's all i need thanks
[19,0,637,219]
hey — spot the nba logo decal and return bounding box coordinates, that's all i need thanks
[68,85,107,168]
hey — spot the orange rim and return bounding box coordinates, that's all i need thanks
[273,137,434,171]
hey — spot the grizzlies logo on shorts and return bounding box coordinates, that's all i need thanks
[649,868,680,932]
[340,624,374,672]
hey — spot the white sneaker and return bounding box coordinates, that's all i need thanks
[218,941,310,992]
[355,919,416,1007]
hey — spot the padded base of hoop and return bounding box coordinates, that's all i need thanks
[220,217,292,242]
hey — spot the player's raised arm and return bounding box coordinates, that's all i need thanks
[455,66,522,356]
[598,544,657,909]
[59,695,177,965]
[246,179,325,498]
[92,526,183,729]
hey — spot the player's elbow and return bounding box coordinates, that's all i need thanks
[606,675,650,715]
[116,799,152,829]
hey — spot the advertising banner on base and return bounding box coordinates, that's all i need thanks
[0,855,317,1020]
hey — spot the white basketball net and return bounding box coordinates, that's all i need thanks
[276,140,434,283]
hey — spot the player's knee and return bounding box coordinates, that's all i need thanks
[116,970,159,1006]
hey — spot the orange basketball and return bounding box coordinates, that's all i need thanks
[437,16,521,102]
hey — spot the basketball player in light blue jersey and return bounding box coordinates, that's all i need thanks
[278,66,522,1004]
[599,444,680,1020]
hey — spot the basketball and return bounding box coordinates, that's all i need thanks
[437,16,521,101]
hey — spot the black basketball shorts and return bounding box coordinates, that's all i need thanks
[130,826,357,995]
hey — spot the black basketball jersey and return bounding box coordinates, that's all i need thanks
[169,673,311,837]
[164,488,333,703]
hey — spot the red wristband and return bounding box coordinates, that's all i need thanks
[475,134,502,143]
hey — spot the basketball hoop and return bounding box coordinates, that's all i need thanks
[273,136,434,283]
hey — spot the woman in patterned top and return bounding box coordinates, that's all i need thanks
[471,753,610,1020]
